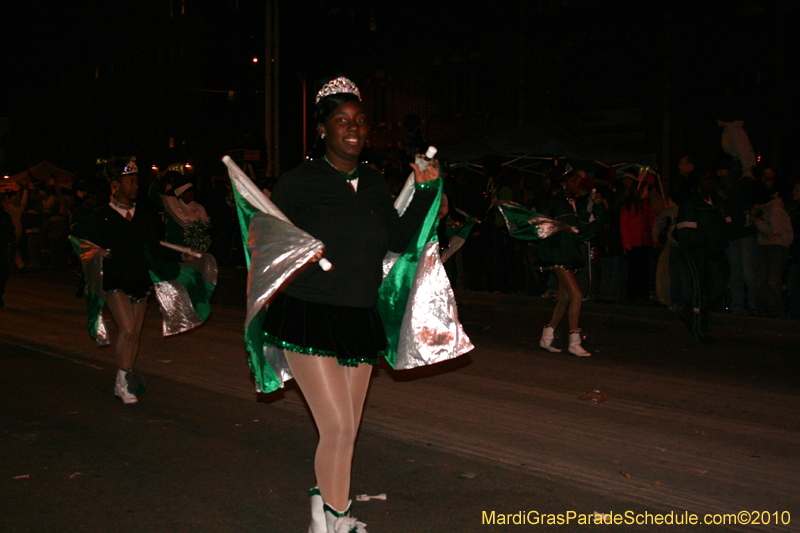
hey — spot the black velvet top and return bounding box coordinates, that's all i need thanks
[270,159,436,307]
[87,204,179,282]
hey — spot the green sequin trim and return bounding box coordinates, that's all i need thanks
[264,332,336,357]
[414,177,440,191]
[263,332,384,367]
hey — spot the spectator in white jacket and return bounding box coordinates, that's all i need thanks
[754,191,794,316]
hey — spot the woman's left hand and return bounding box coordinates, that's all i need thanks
[410,159,440,183]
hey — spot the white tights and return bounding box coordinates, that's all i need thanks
[284,351,372,511]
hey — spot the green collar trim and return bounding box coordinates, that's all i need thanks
[322,156,360,181]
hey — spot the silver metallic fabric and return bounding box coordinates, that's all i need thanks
[263,345,293,387]
[152,252,217,336]
[393,171,417,217]
[382,251,400,279]
[244,214,325,391]
[527,215,579,239]
[245,212,325,329]
[95,312,109,346]
[78,239,110,346]
[153,280,204,336]
[394,242,473,369]
[384,158,472,369]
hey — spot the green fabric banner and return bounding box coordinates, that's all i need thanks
[229,182,282,393]
[147,250,214,323]
[70,235,104,341]
[496,202,547,241]
[71,236,214,343]
[376,181,443,367]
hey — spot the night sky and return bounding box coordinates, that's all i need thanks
[1,0,797,178]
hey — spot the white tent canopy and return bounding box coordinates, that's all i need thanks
[2,160,76,191]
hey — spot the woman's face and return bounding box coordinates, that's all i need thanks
[318,100,368,165]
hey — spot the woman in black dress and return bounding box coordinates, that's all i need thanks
[538,169,604,356]
[262,77,440,532]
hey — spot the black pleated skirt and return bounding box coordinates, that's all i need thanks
[103,274,153,301]
[262,292,387,367]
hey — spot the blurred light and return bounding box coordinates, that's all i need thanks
[185,164,192,169]
[757,155,762,162]
[252,56,258,63]
[151,165,159,171]
[3,175,9,179]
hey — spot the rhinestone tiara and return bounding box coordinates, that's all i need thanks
[121,160,138,176]
[315,77,361,104]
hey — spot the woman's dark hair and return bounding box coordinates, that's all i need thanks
[314,92,360,125]
[308,92,362,158]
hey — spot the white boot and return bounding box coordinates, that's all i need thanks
[308,487,326,533]
[539,325,561,352]
[568,330,591,357]
[324,500,367,533]
[114,369,138,404]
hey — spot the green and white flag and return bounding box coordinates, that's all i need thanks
[224,156,325,393]
[70,236,216,344]
[377,156,473,369]
[496,201,578,240]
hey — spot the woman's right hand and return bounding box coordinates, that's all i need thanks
[410,159,440,183]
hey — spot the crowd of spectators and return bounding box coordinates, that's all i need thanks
[427,150,799,322]
[0,165,241,266]
[1,174,77,271]
[2,144,798,323]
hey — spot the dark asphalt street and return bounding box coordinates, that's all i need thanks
[2,268,799,532]
[0,341,719,533]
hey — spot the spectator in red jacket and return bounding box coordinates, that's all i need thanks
[620,170,657,302]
